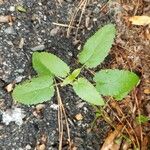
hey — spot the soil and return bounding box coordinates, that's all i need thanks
[0,0,150,150]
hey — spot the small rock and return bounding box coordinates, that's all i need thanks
[9,6,15,12]
[25,144,32,150]
[50,27,59,36]
[68,52,72,56]
[50,104,58,110]
[16,69,24,73]
[2,107,25,125]
[19,38,25,49]
[31,44,45,51]
[4,26,16,35]
[93,7,100,14]
[15,76,23,83]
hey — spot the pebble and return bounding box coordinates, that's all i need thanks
[4,26,16,35]
[31,44,45,51]
[25,144,32,150]
[50,27,59,36]
[15,76,23,83]
[9,6,15,12]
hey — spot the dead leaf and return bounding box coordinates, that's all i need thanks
[144,89,150,94]
[101,125,123,150]
[129,16,150,25]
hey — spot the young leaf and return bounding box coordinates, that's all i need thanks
[16,5,27,13]
[61,68,81,86]
[73,77,104,105]
[32,52,70,77]
[94,69,140,100]
[78,24,116,68]
[32,52,53,76]
[136,115,150,124]
[12,76,54,105]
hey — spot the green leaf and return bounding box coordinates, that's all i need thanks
[32,52,53,76]
[136,115,150,124]
[32,52,70,77]
[94,69,140,100]
[16,5,27,13]
[73,77,104,105]
[78,24,116,68]
[12,76,54,105]
[62,68,81,86]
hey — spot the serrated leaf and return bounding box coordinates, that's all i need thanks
[62,68,81,86]
[32,52,70,77]
[12,76,54,105]
[94,69,140,100]
[78,24,116,68]
[32,52,53,76]
[73,77,104,105]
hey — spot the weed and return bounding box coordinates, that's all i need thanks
[12,24,140,106]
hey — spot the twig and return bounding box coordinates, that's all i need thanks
[134,89,143,147]
[55,81,71,149]
[67,0,85,37]
[52,22,76,28]
[107,102,140,148]
[75,0,87,39]
[56,82,63,150]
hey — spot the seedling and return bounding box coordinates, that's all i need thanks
[12,24,140,105]
[136,114,150,124]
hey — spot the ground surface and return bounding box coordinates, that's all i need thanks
[0,0,150,150]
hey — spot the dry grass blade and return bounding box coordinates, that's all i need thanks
[75,0,88,39]
[108,101,140,148]
[101,124,124,150]
[67,0,85,37]
[52,22,76,28]
[56,84,63,150]
[55,82,71,150]
[133,89,143,147]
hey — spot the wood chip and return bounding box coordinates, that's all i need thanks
[36,144,46,150]
[0,15,15,23]
[5,83,14,92]
[129,16,150,25]
[36,104,45,112]
[145,29,150,40]
[75,113,83,121]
